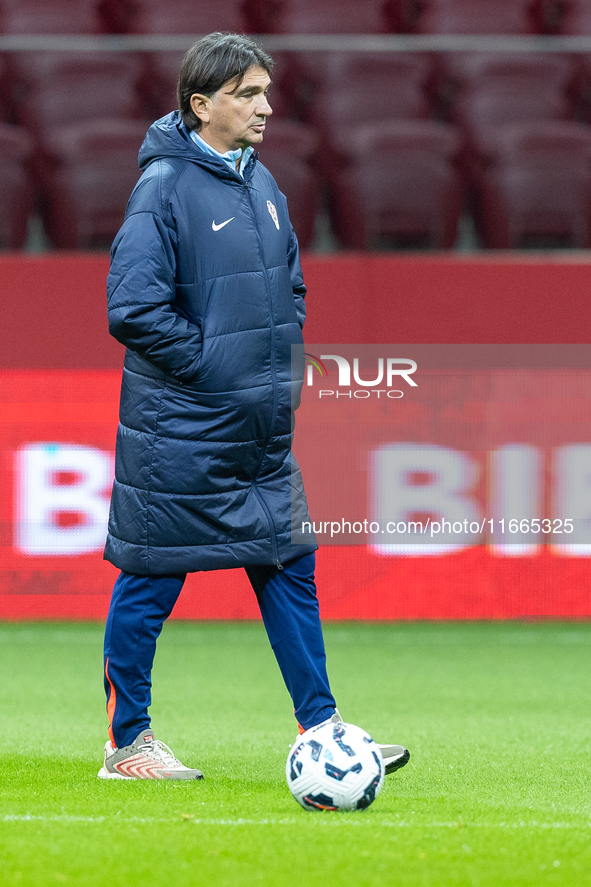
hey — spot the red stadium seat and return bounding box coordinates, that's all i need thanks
[0,54,14,123]
[475,121,591,247]
[310,53,433,146]
[447,53,574,166]
[570,54,591,121]
[125,0,248,34]
[558,0,591,33]
[256,120,320,248]
[439,51,574,93]
[0,0,104,34]
[260,52,311,120]
[0,124,34,248]
[142,51,185,122]
[12,53,147,140]
[257,0,398,33]
[330,120,463,248]
[43,119,147,249]
[413,0,539,34]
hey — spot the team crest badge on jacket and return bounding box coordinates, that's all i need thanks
[267,200,280,230]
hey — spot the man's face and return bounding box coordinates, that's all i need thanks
[190,65,272,154]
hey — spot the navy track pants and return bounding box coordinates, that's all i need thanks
[103,552,336,748]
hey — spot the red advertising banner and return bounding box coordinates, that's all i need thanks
[0,370,263,621]
[2,253,591,370]
[1,355,591,619]
[293,346,591,620]
[2,254,591,620]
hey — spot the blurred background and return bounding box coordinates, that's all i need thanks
[5,0,591,252]
[3,1,591,621]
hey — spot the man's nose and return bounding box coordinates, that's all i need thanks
[257,94,273,117]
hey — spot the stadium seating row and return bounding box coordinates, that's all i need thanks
[3,0,591,36]
[3,44,591,250]
[5,115,591,251]
[3,51,591,138]
[4,2,591,251]
[6,50,591,132]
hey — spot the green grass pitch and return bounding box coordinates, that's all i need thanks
[2,621,591,887]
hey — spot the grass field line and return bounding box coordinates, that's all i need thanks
[3,622,591,884]
[3,813,590,830]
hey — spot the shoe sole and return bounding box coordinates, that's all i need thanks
[383,747,410,775]
[97,766,204,780]
[97,766,134,780]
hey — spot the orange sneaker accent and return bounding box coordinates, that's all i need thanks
[294,707,306,735]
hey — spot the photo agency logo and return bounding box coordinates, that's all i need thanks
[293,346,591,551]
[304,352,418,399]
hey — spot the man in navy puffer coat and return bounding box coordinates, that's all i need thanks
[98,33,409,782]
[104,86,313,576]
[98,33,339,782]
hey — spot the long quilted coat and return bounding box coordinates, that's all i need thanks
[103,111,316,575]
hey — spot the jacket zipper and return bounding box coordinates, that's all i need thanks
[252,485,283,571]
[244,179,282,570]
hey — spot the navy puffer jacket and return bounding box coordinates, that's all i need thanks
[103,112,316,575]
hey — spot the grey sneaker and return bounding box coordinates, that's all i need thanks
[308,709,410,776]
[97,729,204,780]
[376,743,410,775]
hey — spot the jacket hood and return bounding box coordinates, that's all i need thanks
[138,110,256,182]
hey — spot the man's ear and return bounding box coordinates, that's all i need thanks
[190,93,211,125]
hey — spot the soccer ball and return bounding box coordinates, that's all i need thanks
[286,721,385,811]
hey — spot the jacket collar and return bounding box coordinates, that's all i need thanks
[138,111,258,184]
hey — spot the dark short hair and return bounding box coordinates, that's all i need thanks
[177,32,273,131]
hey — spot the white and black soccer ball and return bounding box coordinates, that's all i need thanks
[286,721,385,811]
